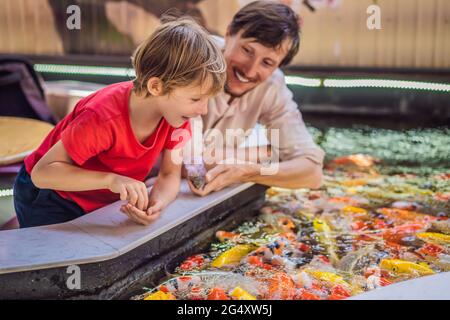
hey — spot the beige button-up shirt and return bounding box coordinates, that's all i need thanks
[202,68,325,165]
[186,37,325,166]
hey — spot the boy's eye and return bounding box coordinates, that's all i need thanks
[191,98,200,102]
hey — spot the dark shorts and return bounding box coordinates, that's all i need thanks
[13,165,85,228]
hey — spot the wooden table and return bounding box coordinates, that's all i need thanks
[0,117,54,165]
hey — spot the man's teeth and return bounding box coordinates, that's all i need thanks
[235,70,250,83]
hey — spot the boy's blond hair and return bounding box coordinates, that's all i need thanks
[132,16,226,97]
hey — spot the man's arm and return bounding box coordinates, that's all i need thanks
[204,144,322,188]
[189,153,322,196]
[189,71,325,196]
[248,72,325,188]
[243,156,323,189]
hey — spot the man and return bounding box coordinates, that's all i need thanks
[187,0,325,196]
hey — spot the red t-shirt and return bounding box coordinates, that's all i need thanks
[24,81,191,213]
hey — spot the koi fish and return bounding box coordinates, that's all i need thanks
[211,245,255,268]
[266,272,295,300]
[207,287,229,300]
[144,290,176,300]
[304,269,350,288]
[179,254,209,271]
[380,259,435,276]
[381,222,428,244]
[342,206,368,215]
[340,179,368,187]
[277,217,296,233]
[431,220,450,235]
[329,197,361,206]
[416,243,450,271]
[215,230,240,242]
[391,201,422,211]
[230,287,256,300]
[416,232,450,245]
[313,218,339,263]
[378,208,435,223]
[332,154,378,167]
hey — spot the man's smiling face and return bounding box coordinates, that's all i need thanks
[223,29,292,98]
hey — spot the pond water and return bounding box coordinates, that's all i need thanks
[136,126,450,300]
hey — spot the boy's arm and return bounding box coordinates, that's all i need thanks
[148,148,182,209]
[31,140,150,210]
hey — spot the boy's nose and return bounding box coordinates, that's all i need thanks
[198,101,208,116]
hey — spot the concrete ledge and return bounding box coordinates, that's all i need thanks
[0,181,255,275]
[0,182,267,299]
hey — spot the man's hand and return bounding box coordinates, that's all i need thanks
[119,199,164,226]
[188,161,259,196]
[188,155,324,195]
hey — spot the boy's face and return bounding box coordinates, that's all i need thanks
[159,81,212,128]
[223,29,292,98]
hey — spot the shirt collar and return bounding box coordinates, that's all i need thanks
[216,90,249,117]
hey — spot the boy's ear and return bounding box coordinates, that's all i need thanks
[146,77,164,96]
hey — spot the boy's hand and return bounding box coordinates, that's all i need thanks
[146,198,165,216]
[119,199,165,226]
[107,174,149,211]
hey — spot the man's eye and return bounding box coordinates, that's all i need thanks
[263,61,274,67]
[242,46,251,54]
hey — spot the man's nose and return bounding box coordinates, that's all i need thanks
[243,59,259,79]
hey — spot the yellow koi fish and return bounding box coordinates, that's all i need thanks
[313,219,339,263]
[416,232,450,245]
[305,269,350,287]
[211,244,255,268]
[230,287,256,300]
[341,179,368,187]
[342,206,368,215]
[144,290,176,300]
[380,259,435,276]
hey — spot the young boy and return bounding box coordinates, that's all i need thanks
[13,17,226,228]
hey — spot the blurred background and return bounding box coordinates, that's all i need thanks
[1,0,449,125]
[0,0,449,228]
[1,0,449,68]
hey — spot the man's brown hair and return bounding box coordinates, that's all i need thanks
[229,0,300,66]
[132,16,226,97]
